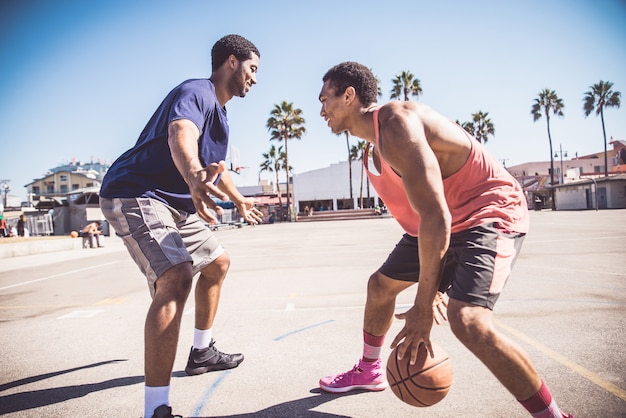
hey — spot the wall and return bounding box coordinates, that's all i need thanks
[293,160,379,212]
[554,177,626,210]
[607,179,626,208]
[555,185,591,210]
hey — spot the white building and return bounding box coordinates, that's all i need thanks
[293,160,382,213]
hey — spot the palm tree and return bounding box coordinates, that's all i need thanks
[583,80,621,177]
[456,112,494,143]
[350,140,369,208]
[531,88,565,210]
[471,111,495,144]
[373,70,383,99]
[259,144,286,207]
[390,70,423,101]
[266,101,306,219]
[456,119,475,136]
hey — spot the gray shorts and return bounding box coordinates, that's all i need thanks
[379,223,525,310]
[100,197,224,297]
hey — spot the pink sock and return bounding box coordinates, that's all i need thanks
[520,381,564,418]
[362,330,385,362]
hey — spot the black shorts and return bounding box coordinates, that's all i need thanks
[378,223,525,310]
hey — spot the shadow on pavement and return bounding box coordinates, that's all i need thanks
[0,359,142,414]
[198,388,369,418]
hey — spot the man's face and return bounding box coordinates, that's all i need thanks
[231,53,259,98]
[319,80,348,134]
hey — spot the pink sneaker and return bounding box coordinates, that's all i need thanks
[319,358,388,393]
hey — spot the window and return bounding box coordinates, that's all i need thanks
[60,185,68,193]
[60,175,67,181]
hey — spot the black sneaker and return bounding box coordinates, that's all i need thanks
[184,339,244,375]
[151,404,181,418]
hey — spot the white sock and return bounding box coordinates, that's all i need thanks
[145,385,169,418]
[193,327,213,349]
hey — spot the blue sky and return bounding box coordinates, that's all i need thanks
[1,0,625,201]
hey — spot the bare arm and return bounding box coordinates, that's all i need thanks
[167,119,229,224]
[378,103,451,363]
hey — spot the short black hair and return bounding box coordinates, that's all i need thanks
[323,61,378,106]
[211,34,260,72]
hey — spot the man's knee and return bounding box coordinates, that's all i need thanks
[155,263,193,301]
[367,271,402,303]
[448,300,492,345]
[199,252,231,281]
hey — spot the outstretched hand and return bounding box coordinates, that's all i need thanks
[236,197,263,225]
[188,161,229,224]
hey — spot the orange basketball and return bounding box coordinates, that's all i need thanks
[386,341,453,407]
[70,231,78,238]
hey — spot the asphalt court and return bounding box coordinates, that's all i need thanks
[0,209,624,417]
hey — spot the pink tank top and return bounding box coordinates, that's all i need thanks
[364,108,529,236]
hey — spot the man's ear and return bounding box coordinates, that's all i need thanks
[345,86,356,105]
[227,54,238,70]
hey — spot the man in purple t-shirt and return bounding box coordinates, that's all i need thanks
[100,34,261,418]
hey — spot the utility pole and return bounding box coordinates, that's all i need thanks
[0,179,10,209]
[554,144,568,185]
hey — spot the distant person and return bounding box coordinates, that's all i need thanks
[16,214,26,237]
[99,34,262,418]
[82,221,103,248]
[0,214,6,237]
[317,62,572,418]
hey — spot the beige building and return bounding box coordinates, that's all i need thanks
[25,161,109,205]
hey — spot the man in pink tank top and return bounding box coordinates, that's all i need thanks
[317,62,572,418]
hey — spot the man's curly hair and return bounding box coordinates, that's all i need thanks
[211,34,260,72]
[323,62,378,106]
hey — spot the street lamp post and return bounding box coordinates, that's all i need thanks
[554,144,568,185]
[0,179,10,209]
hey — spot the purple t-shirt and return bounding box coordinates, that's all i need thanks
[100,79,228,213]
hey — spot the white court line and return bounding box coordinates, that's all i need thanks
[0,261,121,291]
[57,310,105,319]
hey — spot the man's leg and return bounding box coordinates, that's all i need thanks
[144,262,193,417]
[448,299,569,417]
[446,224,571,417]
[101,197,193,417]
[184,252,244,375]
[364,271,414,337]
[319,271,412,393]
[448,299,541,398]
[194,252,230,331]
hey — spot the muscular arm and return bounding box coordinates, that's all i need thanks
[167,119,229,223]
[378,102,451,360]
